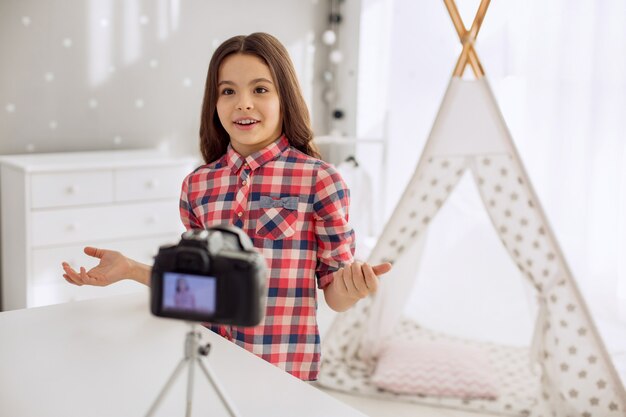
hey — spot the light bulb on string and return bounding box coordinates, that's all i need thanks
[322,30,337,45]
[329,49,343,64]
[323,89,337,104]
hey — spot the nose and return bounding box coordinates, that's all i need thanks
[236,93,253,111]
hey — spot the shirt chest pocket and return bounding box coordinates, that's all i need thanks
[255,195,300,240]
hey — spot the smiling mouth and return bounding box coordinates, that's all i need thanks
[234,118,259,126]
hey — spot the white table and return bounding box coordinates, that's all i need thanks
[0,291,366,417]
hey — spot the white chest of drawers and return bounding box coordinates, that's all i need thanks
[0,149,197,310]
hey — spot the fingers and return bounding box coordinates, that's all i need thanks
[80,266,88,283]
[63,273,78,286]
[334,267,351,293]
[339,264,358,295]
[62,247,102,285]
[84,246,104,259]
[62,262,82,286]
[349,262,369,298]
[61,262,98,286]
[335,262,379,300]
[372,262,392,276]
[362,263,379,293]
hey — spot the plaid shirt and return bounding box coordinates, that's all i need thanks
[179,135,355,380]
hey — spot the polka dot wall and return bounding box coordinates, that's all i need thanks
[0,0,325,155]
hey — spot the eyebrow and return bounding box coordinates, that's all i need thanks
[218,77,274,86]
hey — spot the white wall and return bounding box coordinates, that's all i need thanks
[0,0,372,311]
[0,0,333,156]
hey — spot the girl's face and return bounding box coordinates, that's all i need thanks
[177,278,188,292]
[216,53,283,157]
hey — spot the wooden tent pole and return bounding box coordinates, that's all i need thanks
[443,0,465,37]
[443,0,491,78]
[469,0,490,38]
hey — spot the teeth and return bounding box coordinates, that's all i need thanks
[236,119,257,125]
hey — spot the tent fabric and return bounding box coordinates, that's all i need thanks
[318,78,626,417]
[319,318,545,416]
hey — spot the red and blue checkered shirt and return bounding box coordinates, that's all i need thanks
[179,135,355,380]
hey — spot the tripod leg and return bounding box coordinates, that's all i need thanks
[145,357,189,417]
[196,359,241,417]
[185,354,195,417]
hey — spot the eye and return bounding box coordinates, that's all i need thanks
[221,88,235,95]
[254,87,268,94]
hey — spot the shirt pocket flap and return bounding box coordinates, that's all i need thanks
[259,196,299,210]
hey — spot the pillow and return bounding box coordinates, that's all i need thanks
[370,339,499,400]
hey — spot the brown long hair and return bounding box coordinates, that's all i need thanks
[199,33,320,163]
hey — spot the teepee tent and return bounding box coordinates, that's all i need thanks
[317,1,626,416]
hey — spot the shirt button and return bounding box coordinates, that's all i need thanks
[237,212,243,217]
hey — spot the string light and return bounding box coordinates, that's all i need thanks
[322,29,337,45]
[321,0,345,134]
[329,49,343,64]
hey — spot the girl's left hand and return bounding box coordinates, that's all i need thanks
[333,261,392,301]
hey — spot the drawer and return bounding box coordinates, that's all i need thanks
[32,234,182,286]
[31,200,184,247]
[31,279,147,307]
[114,166,190,202]
[31,171,114,209]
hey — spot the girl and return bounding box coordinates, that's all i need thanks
[62,32,391,381]
[173,277,196,310]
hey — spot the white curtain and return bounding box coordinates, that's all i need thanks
[508,0,626,341]
[373,0,626,369]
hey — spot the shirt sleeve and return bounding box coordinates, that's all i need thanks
[179,172,203,230]
[313,163,355,289]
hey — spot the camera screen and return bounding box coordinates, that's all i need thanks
[161,272,217,315]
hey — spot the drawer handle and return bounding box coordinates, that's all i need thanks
[145,179,160,189]
[146,215,158,224]
[66,223,78,232]
[66,185,79,195]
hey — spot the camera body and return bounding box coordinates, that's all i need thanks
[150,225,267,326]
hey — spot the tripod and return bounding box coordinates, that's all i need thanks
[145,323,241,417]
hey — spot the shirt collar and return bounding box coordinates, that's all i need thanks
[226,135,289,174]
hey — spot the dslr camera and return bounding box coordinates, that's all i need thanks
[150,225,267,326]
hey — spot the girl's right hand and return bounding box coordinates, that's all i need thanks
[62,247,134,287]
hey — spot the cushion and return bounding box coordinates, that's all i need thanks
[370,339,499,399]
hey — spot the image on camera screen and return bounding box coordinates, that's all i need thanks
[161,272,216,314]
